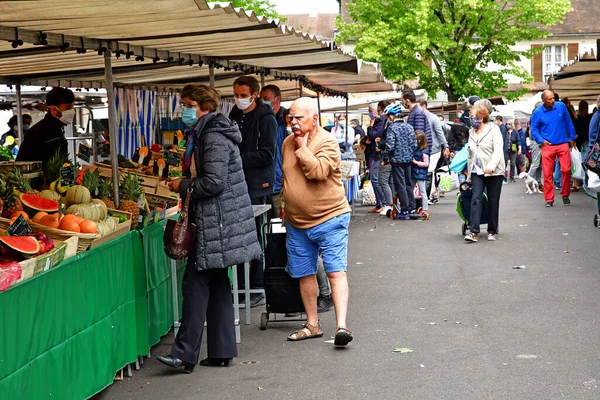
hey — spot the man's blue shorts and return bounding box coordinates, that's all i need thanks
[285,212,351,278]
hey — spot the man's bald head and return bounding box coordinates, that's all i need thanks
[542,90,555,110]
[289,97,320,137]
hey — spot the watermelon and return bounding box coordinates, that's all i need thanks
[20,193,59,213]
[0,236,40,255]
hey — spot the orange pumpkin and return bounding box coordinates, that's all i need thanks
[33,211,48,223]
[40,215,60,229]
[79,220,97,234]
[11,210,29,221]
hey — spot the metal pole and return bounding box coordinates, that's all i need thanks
[104,47,121,208]
[15,80,24,145]
[209,64,215,88]
[345,96,349,148]
[317,92,321,122]
[299,82,303,97]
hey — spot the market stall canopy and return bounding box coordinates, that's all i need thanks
[549,54,600,103]
[0,0,394,98]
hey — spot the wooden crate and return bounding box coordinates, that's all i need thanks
[90,209,133,249]
[17,236,79,283]
[82,163,161,195]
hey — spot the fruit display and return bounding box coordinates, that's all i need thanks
[0,233,55,261]
[98,178,116,210]
[20,193,59,213]
[119,172,144,229]
[0,179,23,219]
[65,185,91,206]
[8,168,40,196]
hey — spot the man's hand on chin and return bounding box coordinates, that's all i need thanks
[295,132,309,149]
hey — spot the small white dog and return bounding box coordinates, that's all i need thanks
[518,171,542,194]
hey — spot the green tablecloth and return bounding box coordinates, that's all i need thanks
[138,219,185,349]
[0,231,139,400]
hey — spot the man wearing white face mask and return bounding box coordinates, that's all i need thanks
[17,87,75,167]
[229,76,278,308]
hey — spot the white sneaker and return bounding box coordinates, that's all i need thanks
[379,205,392,216]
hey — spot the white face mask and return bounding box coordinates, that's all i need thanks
[59,108,75,125]
[285,127,293,135]
[235,96,254,111]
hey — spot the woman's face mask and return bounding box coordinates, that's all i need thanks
[471,117,482,129]
[182,107,199,127]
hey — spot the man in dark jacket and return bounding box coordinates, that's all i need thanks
[259,84,286,218]
[230,76,278,307]
[17,87,74,167]
[350,119,366,143]
[403,89,432,148]
[495,115,510,183]
[365,101,390,213]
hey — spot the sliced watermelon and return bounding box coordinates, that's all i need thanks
[20,193,59,213]
[0,236,40,255]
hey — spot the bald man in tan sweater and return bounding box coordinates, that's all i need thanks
[281,97,353,347]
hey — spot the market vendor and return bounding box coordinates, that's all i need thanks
[16,87,74,166]
[1,114,32,148]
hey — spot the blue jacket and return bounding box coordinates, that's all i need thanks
[499,124,509,153]
[385,121,417,164]
[407,106,432,149]
[273,107,287,194]
[517,128,527,152]
[590,111,600,145]
[366,116,386,160]
[412,148,430,181]
[531,102,576,145]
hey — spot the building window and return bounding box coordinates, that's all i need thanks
[543,45,564,80]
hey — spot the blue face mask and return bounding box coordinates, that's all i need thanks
[23,124,30,131]
[182,107,198,127]
[263,101,272,108]
[471,117,482,129]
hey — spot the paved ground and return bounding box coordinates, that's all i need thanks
[101,182,600,400]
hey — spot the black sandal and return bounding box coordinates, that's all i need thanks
[334,327,353,347]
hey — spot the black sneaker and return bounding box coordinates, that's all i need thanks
[250,293,265,308]
[545,202,554,207]
[562,196,571,206]
[317,295,334,313]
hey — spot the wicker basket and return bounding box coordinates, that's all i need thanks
[0,217,100,254]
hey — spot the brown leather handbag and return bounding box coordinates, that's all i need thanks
[164,188,196,260]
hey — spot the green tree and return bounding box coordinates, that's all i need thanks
[210,0,284,21]
[337,0,572,101]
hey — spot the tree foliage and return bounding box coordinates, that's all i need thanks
[210,0,284,21]
[337,0,572,101]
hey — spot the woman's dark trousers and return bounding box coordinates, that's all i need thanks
[470,174,503,235]
[170,264,238,364]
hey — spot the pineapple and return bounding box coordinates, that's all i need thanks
[119,173,143,229]
[82,168,101,198]
[44,149,69,185]
[8,168,40,196]
[98,178,116,210]
[0,179,23,218]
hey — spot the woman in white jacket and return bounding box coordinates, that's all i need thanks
[465,104,506,242]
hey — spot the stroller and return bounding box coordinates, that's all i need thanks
[456,181,488,236]
[259,220,305,330]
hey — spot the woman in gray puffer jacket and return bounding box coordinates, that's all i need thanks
[158,84,261,374]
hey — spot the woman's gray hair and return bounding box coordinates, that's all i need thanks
[474,99,493,114]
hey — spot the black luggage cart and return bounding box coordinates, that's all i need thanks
[260,221,305,330]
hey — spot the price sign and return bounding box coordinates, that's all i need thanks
[60,166,75,187]
[163,150,181,167]
[78,143,92,163]
[8,214,32,236]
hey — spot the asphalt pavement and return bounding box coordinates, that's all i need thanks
[100,182,600,400]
